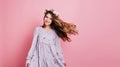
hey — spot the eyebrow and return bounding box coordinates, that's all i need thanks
[46,15,52,19]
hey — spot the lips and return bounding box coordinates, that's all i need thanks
[45,20,50,23]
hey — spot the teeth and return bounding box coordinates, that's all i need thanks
[45,21,49,23]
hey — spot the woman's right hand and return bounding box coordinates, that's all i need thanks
[64,63,67,67]
[25,63,29,67]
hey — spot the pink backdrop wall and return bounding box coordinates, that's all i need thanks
[0,0,120,67]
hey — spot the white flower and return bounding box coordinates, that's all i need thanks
[53,10,59,16]
[44,9,59,17]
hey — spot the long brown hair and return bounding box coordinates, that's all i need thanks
[42,9,78,42]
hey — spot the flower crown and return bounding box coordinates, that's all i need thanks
[44,9,59,17]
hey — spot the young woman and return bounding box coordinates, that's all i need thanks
[25,9,78,67]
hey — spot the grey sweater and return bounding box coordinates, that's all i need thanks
[26,26,65,67]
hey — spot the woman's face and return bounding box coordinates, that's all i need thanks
[44,13,52,26]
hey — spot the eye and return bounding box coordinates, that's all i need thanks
[50,18,52,20]
[45,15,52,20]
[45,16,48,18]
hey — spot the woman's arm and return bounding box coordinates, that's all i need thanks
[54,35,66,65]
[26,27,39,65]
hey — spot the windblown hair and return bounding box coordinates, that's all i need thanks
[42,9,78,42]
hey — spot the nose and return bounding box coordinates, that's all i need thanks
[45,18,50,22]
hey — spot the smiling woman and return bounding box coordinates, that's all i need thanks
[25,9,78,67]
[44,14,52,26]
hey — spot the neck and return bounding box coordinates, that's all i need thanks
[44,25,51,30]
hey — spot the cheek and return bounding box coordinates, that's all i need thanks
[43,18,46,22]
[48,20,52,25]
[49,20,52,23]
[44,19,52,25]
[44,18,51,22]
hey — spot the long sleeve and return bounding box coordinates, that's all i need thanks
[55,35,65,64]
[26,27,39,64]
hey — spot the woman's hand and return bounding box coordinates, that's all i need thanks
[25,63,27,67]
[25,63,29,67]
[64,63,67,67]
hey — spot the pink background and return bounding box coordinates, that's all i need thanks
[0,0,120,67]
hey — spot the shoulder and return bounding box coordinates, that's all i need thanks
[33,26,43,34]
[35,26,42,31]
